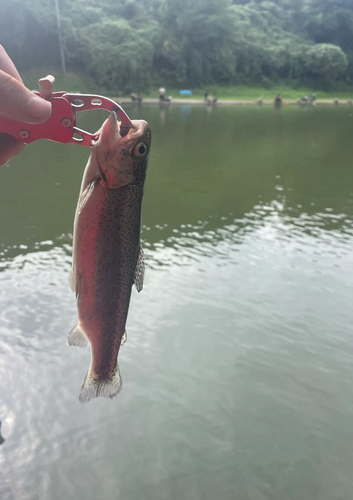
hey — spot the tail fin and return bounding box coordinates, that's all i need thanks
[79,363,122,403]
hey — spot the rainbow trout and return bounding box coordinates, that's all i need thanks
[69,112,151,403]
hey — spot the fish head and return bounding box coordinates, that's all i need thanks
[93,111,151,189]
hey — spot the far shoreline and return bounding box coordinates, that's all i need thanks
[20,68,353,104]
[115,97,352,106]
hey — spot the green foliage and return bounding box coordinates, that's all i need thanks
[0,0,353,91]
[64,19,159,92]
[305,44,348,83]
[229,2,311,82]
[21,68,97,94]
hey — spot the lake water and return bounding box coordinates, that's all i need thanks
[0,104,353,500]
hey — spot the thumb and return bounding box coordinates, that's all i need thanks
[0,70,51,124]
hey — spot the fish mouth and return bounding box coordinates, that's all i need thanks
[93,114,149,149]
[117,120,149,144]
[94,115,150,190]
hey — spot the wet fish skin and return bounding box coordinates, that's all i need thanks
[69,112,151,403]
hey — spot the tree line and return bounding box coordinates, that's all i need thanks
[1,0,353,92]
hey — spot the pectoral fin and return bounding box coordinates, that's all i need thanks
[134,247,145,292]
[77,179,97,215]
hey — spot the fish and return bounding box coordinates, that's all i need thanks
[68,111,151,403]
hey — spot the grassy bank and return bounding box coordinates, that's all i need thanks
[21,69,353,101]
[143,85,353,100]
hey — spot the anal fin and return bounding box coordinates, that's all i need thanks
[68,324,88,347]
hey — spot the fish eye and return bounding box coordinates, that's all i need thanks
[134,142,148,158]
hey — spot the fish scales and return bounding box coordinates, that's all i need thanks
[69,112,151,402]
[77,184,143,376]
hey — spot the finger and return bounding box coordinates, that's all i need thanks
[0,45,22,82]
[0,70,52,124]
[0,133,25,167]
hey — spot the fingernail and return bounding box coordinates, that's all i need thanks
[26,96,52,123]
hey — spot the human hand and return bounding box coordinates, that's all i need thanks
[0,45,52,166]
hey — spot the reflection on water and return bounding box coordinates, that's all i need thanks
[143,202,353,269]
[0,106,353,500]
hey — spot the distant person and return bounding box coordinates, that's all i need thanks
[204,90,209,101]
[158,87,166,102]
[274,93,282,109]
[0,45,52,167]
[131,93,143,103]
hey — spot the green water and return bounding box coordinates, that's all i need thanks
[0,104,353,500]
